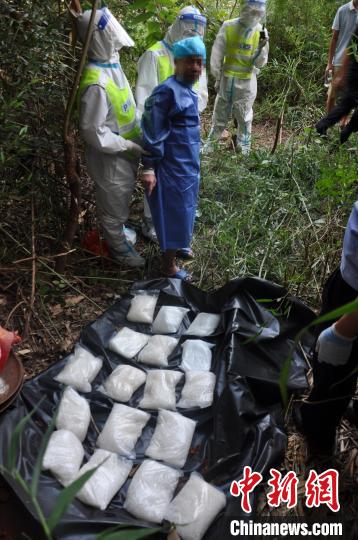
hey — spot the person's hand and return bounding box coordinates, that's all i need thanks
[214,79,220,93]
[141,170,157,196]
[125,140,150,157]
[325,63,333,78]
[316,324,355,366]
[259,36,268,49]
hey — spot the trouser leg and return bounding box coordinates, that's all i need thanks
[232,76,256,154]
[316,92,357,133]
[208,77,235,140]
[301,268,358,453]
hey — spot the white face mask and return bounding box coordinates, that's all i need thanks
[181,20,206,39]
[240,7,264,27]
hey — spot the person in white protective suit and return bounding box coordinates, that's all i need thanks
[75,7,146,268]
[204,0,269,155]
[135,6,208,243]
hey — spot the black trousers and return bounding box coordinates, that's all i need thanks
[301,268,358,453]
[316,88,358,143]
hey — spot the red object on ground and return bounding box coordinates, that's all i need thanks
[82,229,110,257]
[0,327,21,372]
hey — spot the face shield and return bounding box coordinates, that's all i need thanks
[240,5,265,27]
[178,13,207,39]
[77,7,134,61]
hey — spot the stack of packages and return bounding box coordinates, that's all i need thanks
[43,292,226,540]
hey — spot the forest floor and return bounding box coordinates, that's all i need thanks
[0,121,357,535]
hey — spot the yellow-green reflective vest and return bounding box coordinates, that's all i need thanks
[223,20,260,79]
[77,67,141,141]
[148,41,200,91]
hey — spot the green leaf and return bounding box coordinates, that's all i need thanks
[279,354,292,405]
[95,526,161,540]
[31,408,58,497]
[47,467,98,532]
[7,399,44,472]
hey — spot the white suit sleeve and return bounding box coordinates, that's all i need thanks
[198,68,208,112]
[253,27,269,69]
[210,23,227,82]
[135,51,159,119]
[80,86,129,154]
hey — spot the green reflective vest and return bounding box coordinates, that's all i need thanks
[77,67,141,141]
[223,20,260,79]
[148,41,200,91]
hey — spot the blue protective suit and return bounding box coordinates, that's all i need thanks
[141,75,200,251]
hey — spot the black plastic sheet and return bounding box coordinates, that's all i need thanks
[0,277,315,540]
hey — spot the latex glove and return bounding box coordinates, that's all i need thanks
[125,140,150,157]
[316,324,355,366]
[214,79,220,93]
[141,170,157,196]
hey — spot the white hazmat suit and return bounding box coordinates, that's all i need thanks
[135,6,208,241]
[76,8,145,267]
[206,0,269,154]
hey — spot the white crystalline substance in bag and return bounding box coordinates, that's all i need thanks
[126,293,158,324]
[180,340,214,372]
[139,370,183,410]
[185,312,221,337]
[97,403,150,457]
[124,459,182,523]
[145,409,196,467]
[164,473,227,540]
[54,345,103,393]
[109,327,149,359]
[177,372,216,409]
[100,364,146,402]
[76,449,132,510]
[152,306,189,334]
[138,335,179,367]
[42,429,84,486]
[56,387,91,442]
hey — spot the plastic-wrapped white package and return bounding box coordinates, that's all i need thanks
[177,372,216,409]
[180,340,214,372]
[124,460,181,523]
[126,292,158,324]
[54,345,103,393]
[145,409,196,467]
[164,473,227,540]
[185,313,221,337]
[42,429,84,486]
[97,403,150,457]
[137,335,179,367]
[109,327,149,359]
[56,387,91,442]
[76,449,132,510]
[139,370,183,410]
[100,364,146,402]
[152,306,189,334]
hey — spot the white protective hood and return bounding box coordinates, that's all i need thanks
[240,0,266,27]
[164,5,206,46]
[76,7,134,61]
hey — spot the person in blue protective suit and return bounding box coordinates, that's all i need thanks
[140,36,206,280]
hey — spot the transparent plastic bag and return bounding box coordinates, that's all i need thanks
[139,370,183,410]
[97,403,150,457]
[56,387,91,442]
[42,429,84,486]
[145,409,196,467]
[180,340,214,372]
[75,449,132,510]
[54,345,103,393]
[185,313,221,337]
[100,364,146,402]
[177,372,216,409]
[126,291,158,324]
[109,327,149,359]
[137,335,179,367]
[124,459,181,523]
[164,473,226,540]
[152,306,189,334]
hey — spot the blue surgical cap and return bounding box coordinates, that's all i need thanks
[172,36,206,61]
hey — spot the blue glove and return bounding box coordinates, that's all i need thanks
[316,324,356,366]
